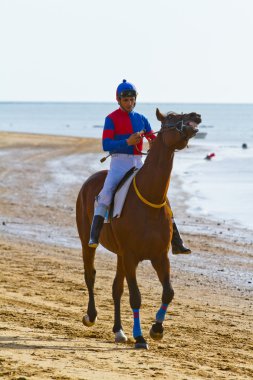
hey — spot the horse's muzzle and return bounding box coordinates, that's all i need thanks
[183,125,198,138]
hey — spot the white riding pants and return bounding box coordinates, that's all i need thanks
[95,154,143,216]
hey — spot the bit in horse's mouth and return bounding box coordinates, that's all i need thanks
[186,122,199,136]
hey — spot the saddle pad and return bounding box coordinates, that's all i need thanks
[113,170,137,218]
[104,169,139,223]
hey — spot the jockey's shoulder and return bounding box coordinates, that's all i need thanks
[106,108,146,120]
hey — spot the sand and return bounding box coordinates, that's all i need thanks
[0,131,252,380]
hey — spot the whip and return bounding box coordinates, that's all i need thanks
[100,154,111,163]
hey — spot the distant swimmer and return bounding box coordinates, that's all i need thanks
[242,143,248,149]
[205,152,215,160]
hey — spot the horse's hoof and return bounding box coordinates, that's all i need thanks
[82,314,97,327]
[149,327,164,341]
[115,329,128,343]
[135,342,149,349]
[135,336,149,350]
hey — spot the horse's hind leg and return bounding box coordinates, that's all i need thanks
[150,255,174,340]
[82,245,98,326]
[76,192,98,327]
[112,255,127,343]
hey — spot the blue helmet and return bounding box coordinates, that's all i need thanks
[116,79,138,99]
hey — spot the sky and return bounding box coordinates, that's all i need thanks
[1,0,253,103]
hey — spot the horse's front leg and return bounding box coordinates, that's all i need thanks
[124,256,148,349]
[112,255,127,343]
[150,255,174,340]
[82,245,98,327]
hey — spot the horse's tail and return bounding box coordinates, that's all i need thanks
[76,170,108,246]
[76,185,89,245]
[76,184,84,219]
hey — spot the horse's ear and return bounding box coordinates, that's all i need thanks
[156,108,166,122]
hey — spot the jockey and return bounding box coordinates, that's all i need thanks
[88,79,191,255]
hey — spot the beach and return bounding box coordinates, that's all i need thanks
[0,131,253,380]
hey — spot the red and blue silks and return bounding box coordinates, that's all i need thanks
[102,108,156,155]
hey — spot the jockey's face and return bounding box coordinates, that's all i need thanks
[118,96,136,113]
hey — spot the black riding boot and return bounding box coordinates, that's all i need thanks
[88,215,105,248]
[171,222,191,255]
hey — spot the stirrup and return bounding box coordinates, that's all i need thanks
[172,245,191,255]
[88,240,99,249]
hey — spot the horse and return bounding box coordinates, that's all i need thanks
[76,108,202,349]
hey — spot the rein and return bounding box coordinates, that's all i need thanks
[137,114,191,156]
[134,131,159,155]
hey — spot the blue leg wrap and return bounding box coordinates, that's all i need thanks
[132,309,142,338]
[156,303,168,323]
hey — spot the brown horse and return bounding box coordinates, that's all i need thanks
[76,108,201,349]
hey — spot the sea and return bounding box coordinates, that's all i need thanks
[0,102,253,232]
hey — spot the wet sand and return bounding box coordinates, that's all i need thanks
[0,131,253,380]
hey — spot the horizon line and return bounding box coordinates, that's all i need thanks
[1,100,253,106]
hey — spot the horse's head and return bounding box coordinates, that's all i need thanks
[156,108,202,150]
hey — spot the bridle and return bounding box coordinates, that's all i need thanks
[159,113,192,141]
